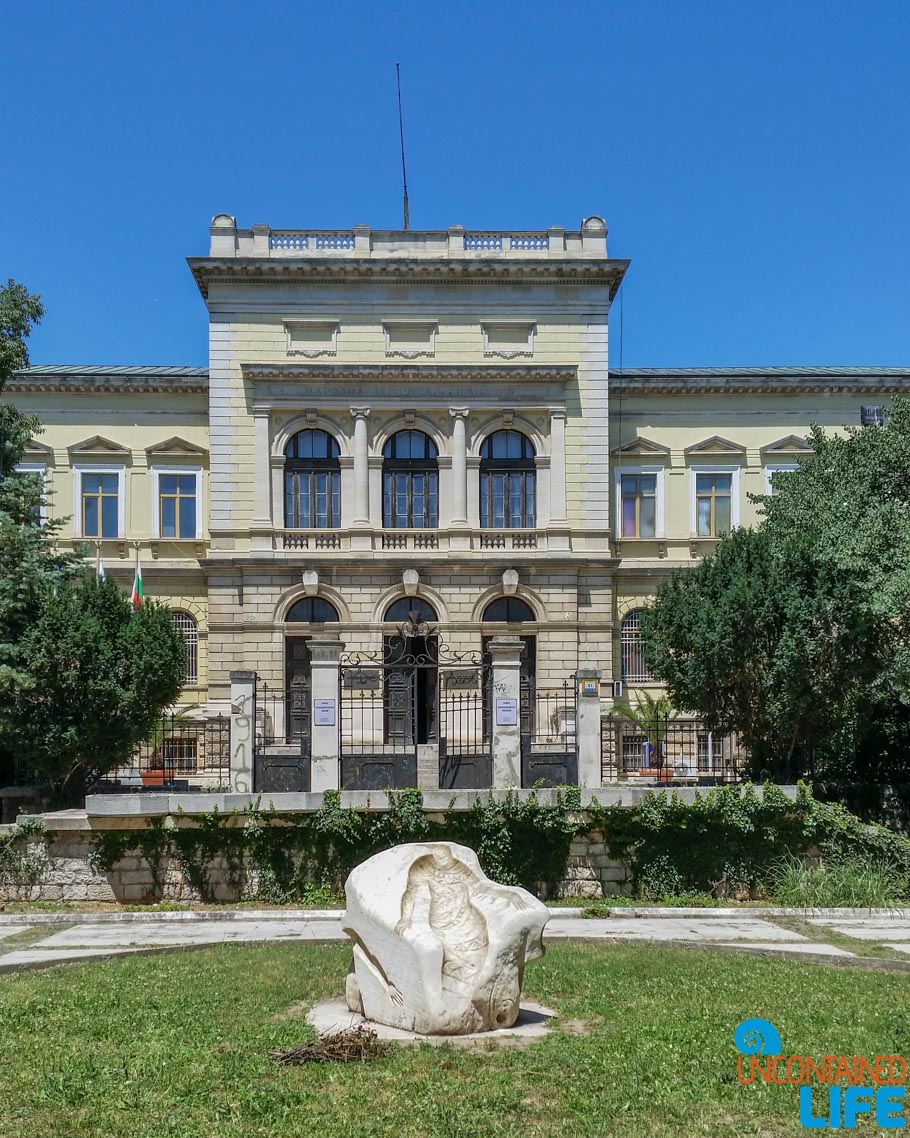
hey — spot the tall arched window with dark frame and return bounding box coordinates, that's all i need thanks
[284,429,340,529]
[479,430,536,528]
[382,430,438,528]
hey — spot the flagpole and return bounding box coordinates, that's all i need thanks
[396,62,409,231]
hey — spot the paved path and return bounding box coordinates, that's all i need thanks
[0,908,908,973]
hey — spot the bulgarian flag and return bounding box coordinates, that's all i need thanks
[130,558,144,610]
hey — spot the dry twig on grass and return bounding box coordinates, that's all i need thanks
[272,1025,390,1065]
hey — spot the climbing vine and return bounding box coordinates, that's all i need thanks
[85,783,910,905]
[0,816,49,892]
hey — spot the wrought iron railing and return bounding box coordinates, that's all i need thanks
[99,712,230,789]
[601,715,746,783]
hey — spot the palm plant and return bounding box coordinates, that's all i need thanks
[607,692,677,769]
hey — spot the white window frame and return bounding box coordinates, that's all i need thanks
[72,464,126,539]
[763,463,798,495]
[689,465,740,537]
[614,466,665,539]
[150,467,203,539]
[14,463,49,523]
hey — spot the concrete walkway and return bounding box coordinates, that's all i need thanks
[2,907,910,973]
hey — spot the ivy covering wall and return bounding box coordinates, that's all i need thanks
[75,784,910,905]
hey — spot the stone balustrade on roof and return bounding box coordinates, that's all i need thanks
[205,215,611,260]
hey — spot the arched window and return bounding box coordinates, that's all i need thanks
[482,597,536,622]
[171,611,198,685]
[382,430,438,529]
[480,430,535,529]
[286,597,340,623]
[284,429,340,529]
[383,596,438,624]
[620,610,652,682]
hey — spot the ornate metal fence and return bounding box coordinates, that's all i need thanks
[520,677,578,786]
[98,712,231,790]
[601,714,746,783]
[339,624,491,790]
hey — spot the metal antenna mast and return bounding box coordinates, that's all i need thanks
[396,62,409,230]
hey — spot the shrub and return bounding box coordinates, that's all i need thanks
[768,852,907,908]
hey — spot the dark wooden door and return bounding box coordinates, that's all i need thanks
[286,639,312,745]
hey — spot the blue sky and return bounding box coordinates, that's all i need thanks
[4,0,909,368]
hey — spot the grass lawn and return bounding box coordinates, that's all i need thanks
[1,944,908,1138]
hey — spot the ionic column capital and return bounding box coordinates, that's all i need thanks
[349,406,372,420]
[448,407,470,420]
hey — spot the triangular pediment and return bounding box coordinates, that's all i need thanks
[684,435,747,457]
[24,438,53,457]
[760,434,814,456]
[145,436,208,457]
[67,435,130,456]
[612,436,671,457]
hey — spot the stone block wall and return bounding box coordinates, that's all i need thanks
[0,815,630,905]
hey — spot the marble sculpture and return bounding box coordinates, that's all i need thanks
[342,841,551,1035]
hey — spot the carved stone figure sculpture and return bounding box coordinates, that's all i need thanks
[342,841,551,1035]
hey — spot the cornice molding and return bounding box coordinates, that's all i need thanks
[187,256,629,300]
[9,374,208,395]
[610,374,910,396]
[241,362,577,385]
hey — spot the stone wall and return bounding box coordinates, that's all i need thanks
[0,814,630,905]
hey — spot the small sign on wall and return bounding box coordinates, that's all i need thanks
[495,698,518,726]
[580,678,599,697]
[313,698,336,726]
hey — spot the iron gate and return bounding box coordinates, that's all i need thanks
[520,675,578,786]
[253,671,313,793]
[340,620,491,790]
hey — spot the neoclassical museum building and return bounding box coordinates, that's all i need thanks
[8,216,909,791]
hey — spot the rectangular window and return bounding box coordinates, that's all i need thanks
[695,472,732,536]
[480,471,535,529]
[12,465,46,525]
[285,470,340,529]
[620,474,657,538]
[382,471,439,529]
[697,732,712,772]
[82,472,119,538]
[160,738,197,773]
[159,473,197,539]
[764,465,797,496]
[621,733,648,774]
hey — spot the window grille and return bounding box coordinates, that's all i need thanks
[620,611,652,682]
[171,611,198,685]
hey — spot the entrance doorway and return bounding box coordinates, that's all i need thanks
[285,637,312,743]
[384,632,437,745]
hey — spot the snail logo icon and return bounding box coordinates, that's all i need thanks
[734,1018,783,1056]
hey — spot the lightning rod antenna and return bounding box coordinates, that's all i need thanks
[396,61,409,230]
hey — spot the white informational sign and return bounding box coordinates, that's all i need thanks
[313,698,336,726]
[495,698,518,726]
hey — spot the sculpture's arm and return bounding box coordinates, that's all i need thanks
[394,882,418,937]
[347,930,404,1006]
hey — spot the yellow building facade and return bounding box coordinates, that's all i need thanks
[7,217,908,788]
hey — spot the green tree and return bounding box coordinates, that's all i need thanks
[756,399,910,783]
[6,576,186,805]
[0,281,83,784]
[640,526,881,781]
[0,281,186,801]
